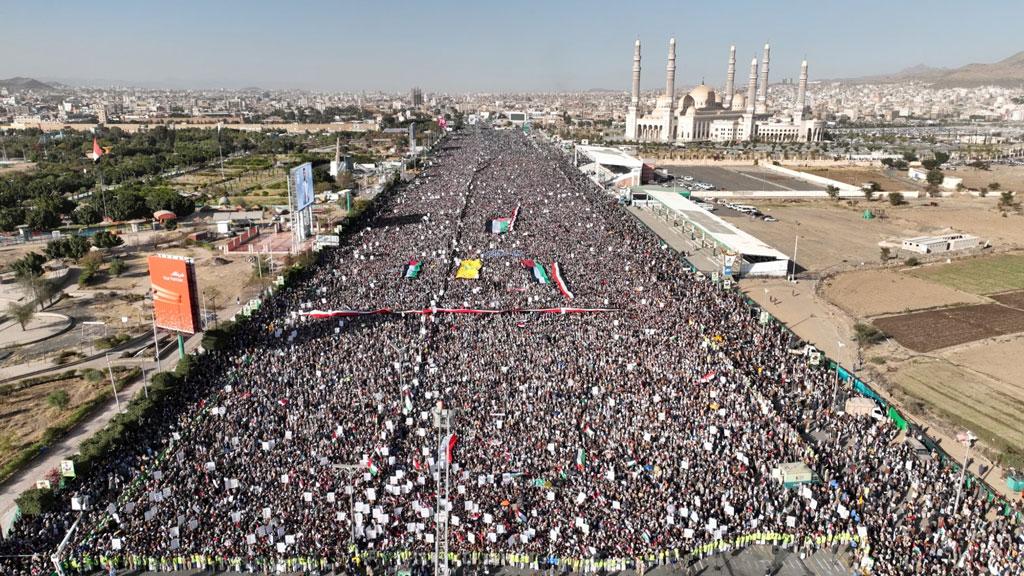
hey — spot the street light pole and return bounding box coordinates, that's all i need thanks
[149,300,161,372]
[105,353,121,413]
[953,432,976,516]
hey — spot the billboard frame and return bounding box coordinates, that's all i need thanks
[147,253,202,335]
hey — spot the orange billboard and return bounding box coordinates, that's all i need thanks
[148,254,201,334]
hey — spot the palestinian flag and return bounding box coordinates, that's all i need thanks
[490,218,512,234]
[521,259,550,284]
[437,433,458,468]
[364,456,379,476]
[404,259,423,279]
[551,262,574,300]
[575,448,586,470]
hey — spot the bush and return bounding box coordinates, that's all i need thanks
[888,192,907,206]
[109,257,127,276]
[46,389,70,411]
[15,487,57,516]
[81,368,104,383]
[94,333,131,350]
[853,323,886,345]
[92,230,124,249]
[906,256,920,267]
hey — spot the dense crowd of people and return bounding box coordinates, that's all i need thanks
[1,126,1021,575]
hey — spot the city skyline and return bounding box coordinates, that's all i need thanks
[1,0,1022,92]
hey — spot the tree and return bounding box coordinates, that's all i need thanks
[825,185,840,200]
[71,203,103,225]
[933,151,950,166]
[926,169,944,186]
[6,301,35,330]
[921,159,939,170]
[888,192,907,206]
[0,207,26,232]
[999,191,1020,211]
[92,230,124,249]
[12,252,45,281]
[24,198,63,231]
[863,188,874,201]
[880,246,891,262]
[46,390,70,411]
[902,151,918,162]
[45,235,90,261]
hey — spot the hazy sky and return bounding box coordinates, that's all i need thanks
[2,0,1022,92]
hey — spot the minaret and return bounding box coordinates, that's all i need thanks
[756,43,770,113]
[665,38,676,105]
[625,39,642,140]
[795,60,808,119]
[724,45,736,109]
[662,37,676,143]
[631,39,642,108]
[746,57,758,114]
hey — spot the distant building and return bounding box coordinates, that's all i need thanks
[409,87,424,107]
[901,233,982,254]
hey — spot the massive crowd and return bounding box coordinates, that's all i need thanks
[1,126,1022,575]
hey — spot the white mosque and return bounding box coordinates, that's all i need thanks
[624,39,825,143]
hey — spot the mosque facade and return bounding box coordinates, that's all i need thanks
[624,39,825,143]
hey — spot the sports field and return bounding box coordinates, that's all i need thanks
[906,253,1024,295]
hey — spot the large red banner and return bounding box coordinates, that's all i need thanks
[147,254,201,334]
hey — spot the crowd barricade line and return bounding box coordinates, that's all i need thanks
[61,532,862,574]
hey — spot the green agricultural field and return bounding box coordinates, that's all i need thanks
[907,253,1024,295]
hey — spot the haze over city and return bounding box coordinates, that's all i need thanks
[2,0,1023,91]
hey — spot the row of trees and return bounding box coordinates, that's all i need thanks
[0,126,306,232]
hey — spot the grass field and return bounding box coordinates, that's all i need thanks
[891,356,1024,468]
[907,253,1024,295]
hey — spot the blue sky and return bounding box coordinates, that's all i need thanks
[1,0,1021,91]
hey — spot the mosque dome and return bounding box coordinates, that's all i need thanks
[686,84,716,109]
[731,93,746,110]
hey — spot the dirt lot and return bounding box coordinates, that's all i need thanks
[991,289,1024,310]
[906,253,1024,295]
[720,201,913,271]
[722,198,1024,273]
[946,333,1024,391]
[796,167,924,192]
[822,268,987,317]
[873,303,1024,352]
[945,164,1024,192]
[886,355,1024,467]
[0,371,106,470]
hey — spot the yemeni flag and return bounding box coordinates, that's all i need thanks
[551,262,575,300]
[521,259,550,284]
[437,433,458,468]
[699,370,717,383]
[575,448,586,471]
[404,259,423,279]
[91,137,103,162]
[490,218,512,234]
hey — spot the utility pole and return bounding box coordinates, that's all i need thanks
[789,234,799,281]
